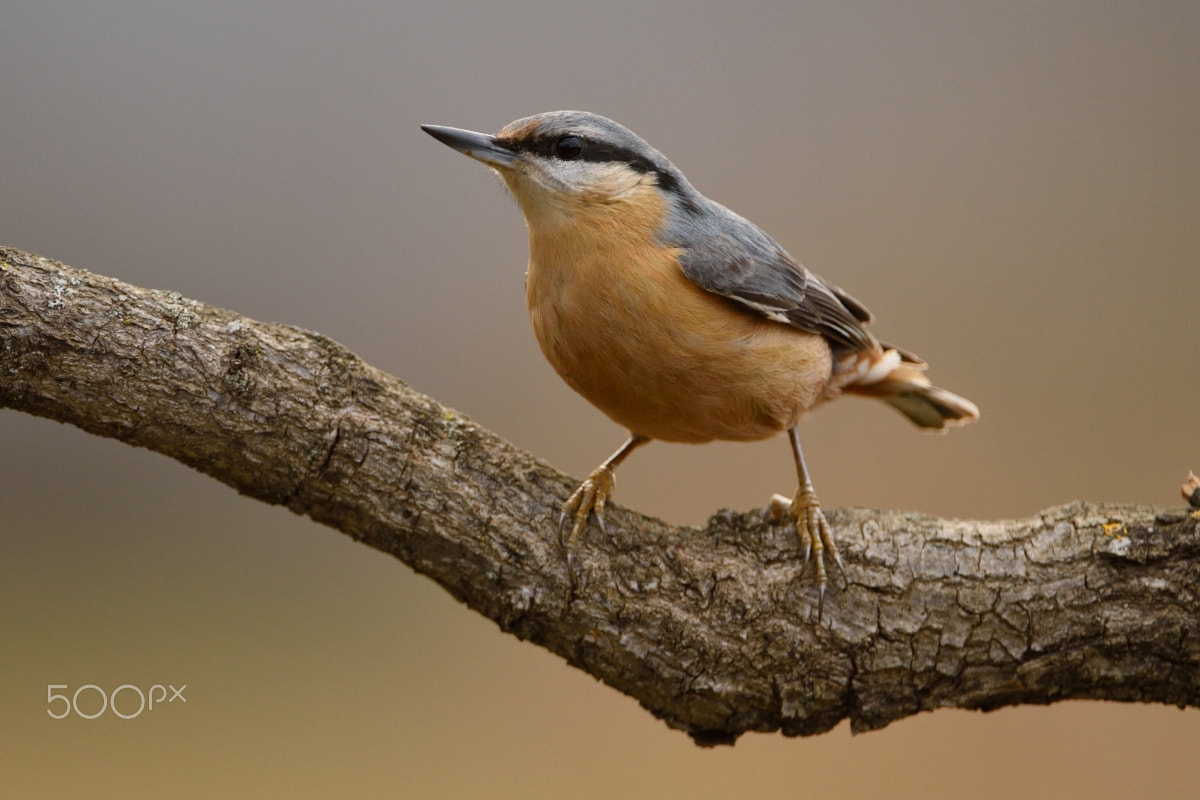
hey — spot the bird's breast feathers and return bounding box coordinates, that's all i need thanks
[525,201,833,443]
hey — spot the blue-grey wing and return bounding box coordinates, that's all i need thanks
[665,199,877,354]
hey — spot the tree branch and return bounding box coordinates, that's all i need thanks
[3,245,1198,745]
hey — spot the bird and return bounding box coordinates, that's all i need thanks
[421,111,978,614]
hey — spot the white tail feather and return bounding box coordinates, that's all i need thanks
[835,348,979,430]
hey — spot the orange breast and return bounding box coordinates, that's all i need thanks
[524,185,832,443]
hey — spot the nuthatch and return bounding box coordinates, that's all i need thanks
[422,111,978,613]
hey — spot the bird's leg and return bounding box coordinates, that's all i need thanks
[770,427,846,620]
[560,434,650,573]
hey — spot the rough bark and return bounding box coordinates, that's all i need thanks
[3,245,1198,745]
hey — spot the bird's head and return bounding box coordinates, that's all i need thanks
[421,111,696,232]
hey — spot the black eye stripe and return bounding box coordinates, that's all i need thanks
[496,133,684,197]
[499,134,654,173]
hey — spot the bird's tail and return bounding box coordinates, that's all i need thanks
[833,346,979,430]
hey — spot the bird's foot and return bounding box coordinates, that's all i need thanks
[769,488,846,620]
[559,464,617,581]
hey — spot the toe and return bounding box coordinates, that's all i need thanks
[768,493,792,519]
[782,487,844,616]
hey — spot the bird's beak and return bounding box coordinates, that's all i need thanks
[421,124,519,169]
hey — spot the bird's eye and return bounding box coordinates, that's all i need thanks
[555,136,584,160]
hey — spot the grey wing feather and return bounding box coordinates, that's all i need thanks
[665,198,877,353]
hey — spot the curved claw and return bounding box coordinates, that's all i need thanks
[781,487,845,621]
[559,464,617,575]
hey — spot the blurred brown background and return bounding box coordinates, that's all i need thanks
[2,2,1198,797]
